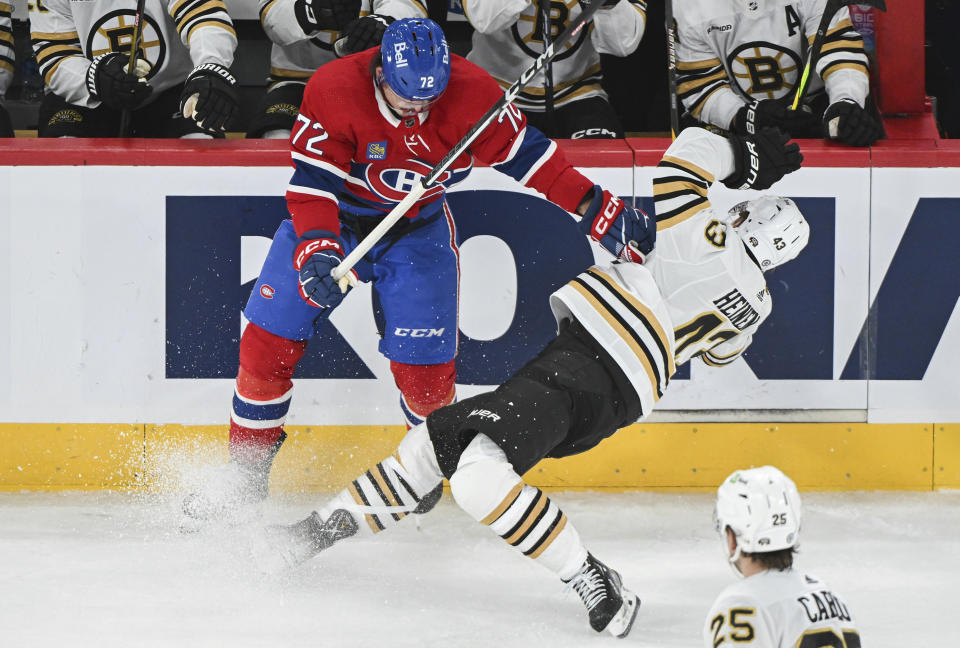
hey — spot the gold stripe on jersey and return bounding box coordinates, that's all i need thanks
[587,267,675,378]
[0,31,12,47]
[568,280,663,401]
[0,60,12,75]
[409,0,429,14]
[821,61,869,80]
[0,2,11,13]
[31,31,80,41]
[676,57,730,117]
[32,30,84,86]
[806,18,855,45]
[170,0,235,43]
[186,19,236,43]
[481,482,523,525]
[655,155,714,230]
[259,0,280,24]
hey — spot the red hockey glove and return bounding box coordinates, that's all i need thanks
[578,185,655,263]
[293,232,358,309]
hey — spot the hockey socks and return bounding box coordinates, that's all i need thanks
[316,424,445,537]
[449,434,587,579]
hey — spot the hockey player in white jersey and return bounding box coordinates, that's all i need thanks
[30,0,238,137]
[248,0,426,138]
[675,0,882,146]
[0,0,13,137]
[706,466,862,648]
[259,125,804,638]
[464,0,647,138]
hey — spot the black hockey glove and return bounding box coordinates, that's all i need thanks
[294,0,361,35]
[335,14,395,57]
[822,99,883,147]
[179,63,239,132]
[579,185,656,263]
[724,127,803,191]
[85,52,153,111]
[293,231,358,309]
[731,99,820,139]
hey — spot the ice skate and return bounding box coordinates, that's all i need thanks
[565,553,640,638]
[267,509,360,568]
[180,460,271,529]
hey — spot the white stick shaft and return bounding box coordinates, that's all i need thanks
[331,182,428,281]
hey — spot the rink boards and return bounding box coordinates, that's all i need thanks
[0,138,958,491]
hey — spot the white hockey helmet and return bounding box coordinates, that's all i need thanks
[714,465,802,563]
[728,196,809,271]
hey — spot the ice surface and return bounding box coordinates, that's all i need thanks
[1,490,957,647]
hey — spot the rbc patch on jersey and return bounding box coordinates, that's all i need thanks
[367,141,388,160]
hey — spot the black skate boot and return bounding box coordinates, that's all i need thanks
[181,432,286,524]
[412,482,443,514]
[564,553,641,638]
[268,509,360,567]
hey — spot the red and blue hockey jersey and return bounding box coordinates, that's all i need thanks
[285,48,594,237]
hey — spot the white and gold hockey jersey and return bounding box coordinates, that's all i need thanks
[675,0,869,129]
[30,0,236,108]
[258,0,425,89]
[704,569,861,648]
[0,1,13,95]
[463,0,646,111]
[551,128,770,417]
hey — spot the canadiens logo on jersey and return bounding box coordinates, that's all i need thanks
[356,157,473,204]
[88,10,166,79]
[366,141,387,161]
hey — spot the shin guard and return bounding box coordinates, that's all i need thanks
[318,423,444,535]
[229,323,306,467]
[449,434,588,580]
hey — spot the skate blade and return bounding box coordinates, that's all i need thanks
[608,591,641,639]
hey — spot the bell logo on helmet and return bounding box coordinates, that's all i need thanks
[393,42,408,68]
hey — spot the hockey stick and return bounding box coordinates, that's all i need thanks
[664,0,679,139]
[791,0,885,111]
[331,0,609,285]
[539,0,556,135]
[118,0,147,137]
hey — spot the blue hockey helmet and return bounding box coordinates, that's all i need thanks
[379,18,450,103]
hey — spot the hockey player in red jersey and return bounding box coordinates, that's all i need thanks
[183,17,656,521]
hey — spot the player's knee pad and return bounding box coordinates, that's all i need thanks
[449,434,521,522]
[391,360,456,428]
[450,434,582,570]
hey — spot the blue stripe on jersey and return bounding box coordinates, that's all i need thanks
[290,159,346,196]
[492,126,553,183]
[232,394,292,422]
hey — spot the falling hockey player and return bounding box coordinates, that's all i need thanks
[264,123,807,638]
